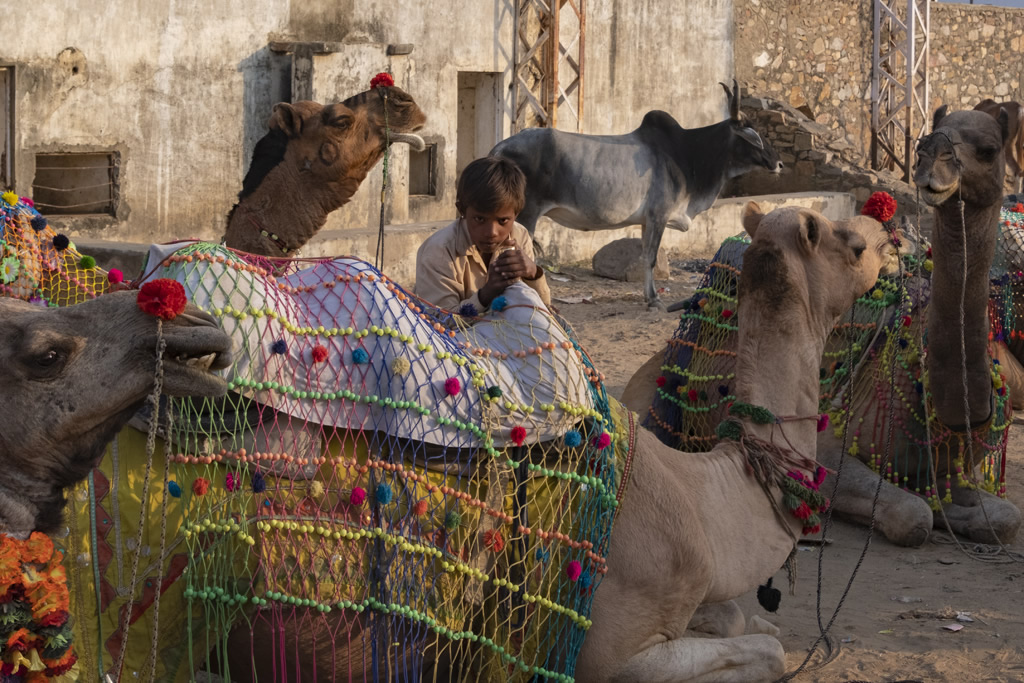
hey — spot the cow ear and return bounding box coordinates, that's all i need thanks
[932,105,950,132]
[742,201,764,238]
[735,126,764,150]
[798,213,821,253]
[997,107,1011,145]
[270,103,303,137]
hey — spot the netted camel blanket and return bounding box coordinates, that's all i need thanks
[645,232,1011,508]
[59,242,631,682]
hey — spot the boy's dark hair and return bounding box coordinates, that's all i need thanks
[456,156,526,215]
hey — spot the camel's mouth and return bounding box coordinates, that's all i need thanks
[158,321,234,397]
[917,183,959,207]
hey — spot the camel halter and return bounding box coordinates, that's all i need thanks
[374,84,392,270]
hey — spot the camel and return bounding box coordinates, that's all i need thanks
[624,106,1023,549]
[222,85,427,256]
[0,291,233,539]
[974,98,1024,193]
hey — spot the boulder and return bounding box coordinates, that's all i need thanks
[592,237,670,282]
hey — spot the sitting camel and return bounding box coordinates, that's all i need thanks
[625,106,1022,548]
[222,83,427,256]
[0,291,233,539]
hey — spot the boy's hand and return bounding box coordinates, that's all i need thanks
[477,241,538,307]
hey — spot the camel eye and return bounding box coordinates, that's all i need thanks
[35,349,64,368]
[852,245,866,259]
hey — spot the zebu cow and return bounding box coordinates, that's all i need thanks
[975,98,1024,192]
[491,80,782,308]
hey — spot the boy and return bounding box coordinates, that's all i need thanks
[414,156,550,314]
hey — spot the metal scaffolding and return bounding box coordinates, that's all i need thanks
[511,0,585,133]
[871,0,929,182]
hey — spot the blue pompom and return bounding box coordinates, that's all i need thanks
[168,481,182,498]
[271,339,288,354]
[352,348,369,364]
[252,471,267,493]
[580,571,592,589]
[53,234,70,250]
[375,483,393,504]
[491,295,508,312]
[717,384,729,396]
[535,547,550,562]
[898,338,908,349]
[563,430,583,448]
[30,215,47,232]
[459,302,478,317]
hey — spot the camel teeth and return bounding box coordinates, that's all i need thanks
[183,353,216,371]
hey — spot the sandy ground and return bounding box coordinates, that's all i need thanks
[548,261,1024,683]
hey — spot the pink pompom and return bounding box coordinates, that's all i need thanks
[444,377,461,396]
[108,268,124,284]
[566,560,582,582]
[593,432,612,450]
[350,486,367,506]
[816,414,829,433]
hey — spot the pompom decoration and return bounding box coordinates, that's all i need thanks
[391,356,411,376]
[252,471,267,493]
[444,377,461,396]
[655,376,667,387]
[535,547,550,562]
[107,267,124,284]
[350,486,367,506]
[413,499,429,516]
[459,302,478,317]
[309,481,325,498]
[137,278,188,321]
[78,255,96,269]
[721,309,734,319]
[510,425,527,446]
[271,339,288,354]
[593,432,612,450]
[168,481,182,498]
[566,560,583,582]
[580,571,592,589]
[1014,202,1024,213]
[444,510,462,530]
[375,483,393,504]
[1,190,17,206]
[21,196,33,207]
[483,529,505,553]
[352,348,370,364]
[860,191,897,224]
[902,315,912,327]
[192,478,210,496]
[687,389,699,402]
[311,344,329,363]
[487,385,503,399]
[370,72,395,89]
[563,430,583,447]
[30,215,47,232]
[817,414,830,433]
[490,295,508,312]
[53,234,70,250]
[226,473,239,492]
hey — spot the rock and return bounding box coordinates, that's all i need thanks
[592,238,670,283]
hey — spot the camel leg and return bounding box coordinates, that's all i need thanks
[611,634,785,683]
[936,483,1022,544]
[817,436,933,547]
[641,216,668,310]
[686,601,746,639]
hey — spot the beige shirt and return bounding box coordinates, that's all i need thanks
[414,218,551,313]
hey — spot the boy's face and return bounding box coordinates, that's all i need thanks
[458,203,517,257]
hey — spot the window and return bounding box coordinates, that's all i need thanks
[409,143,438,196]
[32,152,119,216]
[1,66,12,190]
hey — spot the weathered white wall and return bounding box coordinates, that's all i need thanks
[2,0,734,247]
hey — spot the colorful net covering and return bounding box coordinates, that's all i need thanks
[65,241,628,682]
[645,230,1011,509]
[0,192,110,306]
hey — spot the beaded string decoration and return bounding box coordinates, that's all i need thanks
[645,193,1011,511]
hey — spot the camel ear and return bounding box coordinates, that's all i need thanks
[798,212,821,253]
[932,105,950,132]
[742,201,764,238]
[269,103,303,137]
[997,107,1011,145]
[322,103,355,130]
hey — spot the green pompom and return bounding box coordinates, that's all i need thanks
[715,419,743,442]
[486,385,502,399]
[78,255,96,269]
[444,510,462,530]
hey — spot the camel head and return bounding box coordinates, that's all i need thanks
[914,106,1008,208]
[0,291,232,536]
[740,203,897,329]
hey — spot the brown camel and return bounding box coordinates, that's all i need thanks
[624,106,1022,549]
[210,204,894,682]
[222,85,427,256]
[0,291,232,539]
[974,98,1024,193]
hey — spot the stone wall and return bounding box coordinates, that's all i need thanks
[735,0,1024,167]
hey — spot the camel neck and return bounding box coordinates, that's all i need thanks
[927,198,1000,427]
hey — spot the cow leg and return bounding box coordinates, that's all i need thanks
[515,202,547,258]
[641,218,668,309]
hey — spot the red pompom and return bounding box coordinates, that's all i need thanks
[721,309,734,319]
[860,191,897,224]
[687,389,699,402]
[510,425,527,446]
[192,478,210,496]
[483,529,505,552]
[656,376,667,387]
[311,345,329,363]
[370,72,395,89]
[137,279,187,320]
[350,486,367,506]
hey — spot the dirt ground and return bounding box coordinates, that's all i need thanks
[548,261,1024,683]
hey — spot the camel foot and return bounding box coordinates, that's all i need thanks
[609,634,785,683]
[937,488,1022,544]
[746,615,780,637]
[687,601,746,638]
